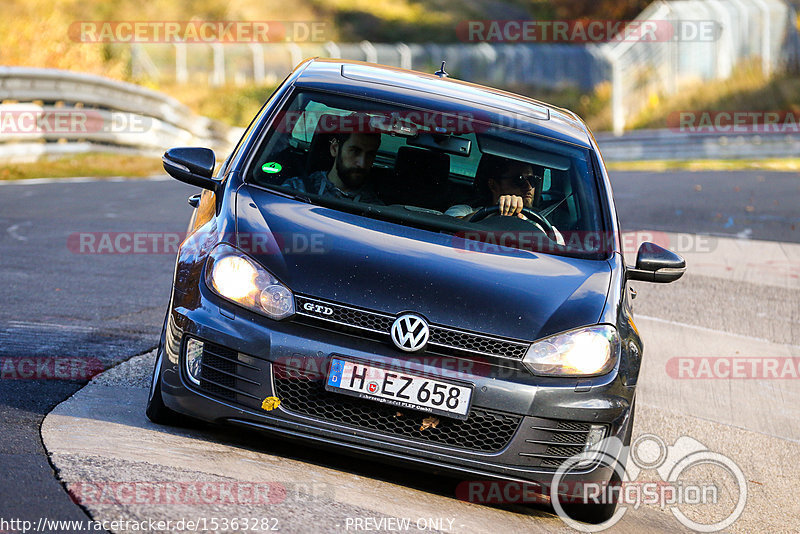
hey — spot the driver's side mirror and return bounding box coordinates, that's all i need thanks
[627,242,685,283]
[162,147,219,192]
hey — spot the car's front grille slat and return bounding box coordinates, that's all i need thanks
[294,295,529,361]
[199,376,261,400]
[201,361,261,386]
[525,438,586,447]
[203,347,260,370]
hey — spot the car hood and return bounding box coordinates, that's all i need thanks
[236,186,611,341]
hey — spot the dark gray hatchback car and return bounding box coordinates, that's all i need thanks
[147,59,685,523]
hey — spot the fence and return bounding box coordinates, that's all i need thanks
[128,0,800,136]
[131,41,609,92]
[601,0,800,134]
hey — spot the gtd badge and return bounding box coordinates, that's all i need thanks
[303,302,334,316]
[391,314,430,352]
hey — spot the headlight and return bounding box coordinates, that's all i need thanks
[205,243,295,320]
[523,325,620,376]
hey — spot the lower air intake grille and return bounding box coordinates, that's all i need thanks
[196,341,261,401]
[273,365,520,453]
[520,420,597,468]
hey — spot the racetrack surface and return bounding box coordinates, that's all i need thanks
[1,170,798,532]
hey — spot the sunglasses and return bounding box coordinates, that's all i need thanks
[503,174,538,188]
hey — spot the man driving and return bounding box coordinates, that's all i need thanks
[446,156,564,243]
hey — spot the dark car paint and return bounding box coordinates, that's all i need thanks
[236,185,612,341]
[154,58,644,494]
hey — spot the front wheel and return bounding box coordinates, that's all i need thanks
[557,402,636,525]
[145,318,181,425]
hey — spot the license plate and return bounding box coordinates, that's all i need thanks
[325,357,473,420]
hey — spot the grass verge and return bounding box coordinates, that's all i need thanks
[0,153,164,181]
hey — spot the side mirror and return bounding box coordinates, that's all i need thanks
[627,242,685,283]
[162,147,219,192]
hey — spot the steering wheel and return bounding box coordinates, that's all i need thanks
[468,205,558,242]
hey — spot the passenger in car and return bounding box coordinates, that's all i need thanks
[281,131,384,204]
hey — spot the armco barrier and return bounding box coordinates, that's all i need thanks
[595,128,800,161]
[0,67,244,163]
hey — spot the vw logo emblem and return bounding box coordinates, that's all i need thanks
[390,314,430,352]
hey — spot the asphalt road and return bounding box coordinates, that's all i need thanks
[0,169,797,531]
[0,177,193,531]
[611,170,800,243]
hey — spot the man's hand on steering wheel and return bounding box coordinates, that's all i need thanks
[497,194,525,217]
[468,202,559,242]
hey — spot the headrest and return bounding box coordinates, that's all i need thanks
[394,146,449,184]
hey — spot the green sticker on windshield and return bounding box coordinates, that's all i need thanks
[262,162,282,174]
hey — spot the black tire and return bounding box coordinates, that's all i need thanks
[558,402,636,524]
[145,318,182,425]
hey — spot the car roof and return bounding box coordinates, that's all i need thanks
[292,59,594,149]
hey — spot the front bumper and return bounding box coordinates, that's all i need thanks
[159,287,635,493]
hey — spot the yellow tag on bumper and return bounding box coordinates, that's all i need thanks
[261,396,281,411]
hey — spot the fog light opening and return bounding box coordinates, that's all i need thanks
[575,425,607,468]
[185,338,204,385]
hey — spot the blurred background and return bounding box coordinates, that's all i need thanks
[2,0,800,177]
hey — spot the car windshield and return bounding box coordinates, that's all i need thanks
[246,90,609,259]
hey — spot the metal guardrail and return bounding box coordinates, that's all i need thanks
[595,129,800,161]
[0,67,244,163]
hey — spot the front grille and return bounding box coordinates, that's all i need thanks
[294,295,529,361]
[520,420,597,467]
[273,364,520,453]
[196,341,262,401]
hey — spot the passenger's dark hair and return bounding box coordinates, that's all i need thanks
[330,112,378,147]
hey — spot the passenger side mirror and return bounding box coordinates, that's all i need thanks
[626,242,685,283]
[162,147,219,192]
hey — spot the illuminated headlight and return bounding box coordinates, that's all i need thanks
[205,243,295,320]
[185,338,204,385]
[522,325,620,376]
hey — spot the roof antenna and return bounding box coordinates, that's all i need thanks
[434,61,449,78]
